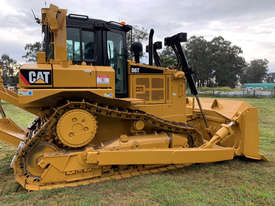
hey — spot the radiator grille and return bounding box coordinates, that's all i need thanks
[136,91,150,100]
[152,90,164,100]
[136,78,149,88]
[134,76,165,102]
[152,78,163,88]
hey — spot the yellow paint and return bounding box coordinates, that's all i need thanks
[56,109,97,148]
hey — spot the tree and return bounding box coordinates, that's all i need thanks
[159,46,177,68]
[182,36,246,88]
[0,54,19,86]
[158,35,247,87]
[127,26,148,59]
[22,42,42,62]
[240,59,269,83]
[266,72,275,83]
[209,36,246,88]
[185,36,214,87]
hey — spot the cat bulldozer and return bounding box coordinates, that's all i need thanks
[0,4,266,190]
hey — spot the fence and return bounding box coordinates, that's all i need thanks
[188,89,275,98]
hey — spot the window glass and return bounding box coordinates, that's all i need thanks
[66,28,95,62]
[74,41,81,61]
[66,28,81,61]
[66,40,73,60]
[107,32,126,95]
[107,41,114,60]
[82,31,94,60]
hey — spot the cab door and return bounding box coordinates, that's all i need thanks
[106,31,128,98]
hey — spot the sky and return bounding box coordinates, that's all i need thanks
[0,0,274,72]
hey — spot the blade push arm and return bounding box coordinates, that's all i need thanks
[165,33,208,128]
[164,33,198,95]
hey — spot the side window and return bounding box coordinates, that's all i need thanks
[107,31,126,95]
[67,28,81,61]
[67,28,95,62]
[82,31,95,61]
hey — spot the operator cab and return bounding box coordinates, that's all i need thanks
[44,14,132,98]
[66,14,132,98]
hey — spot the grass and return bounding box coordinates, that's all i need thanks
[0,98,274,206]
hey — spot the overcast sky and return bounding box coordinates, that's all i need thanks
[0,0,274,72]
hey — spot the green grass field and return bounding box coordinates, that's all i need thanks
[0,98,274,206]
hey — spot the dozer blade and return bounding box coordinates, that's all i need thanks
[187,97,267,161]
[0,118,26,147]
[238,107,267,161]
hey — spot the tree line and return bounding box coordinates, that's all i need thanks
[128,28,273,87]
[0,28,273,88]
[0,54,19,86]
[160,36,271,87]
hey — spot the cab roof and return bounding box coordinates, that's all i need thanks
[66,13,132,32]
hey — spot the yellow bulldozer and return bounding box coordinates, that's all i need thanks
[0,4,266,191]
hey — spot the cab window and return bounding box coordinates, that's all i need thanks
[67,28,95,63]
[107,31,127,96]
[82,30,95,61]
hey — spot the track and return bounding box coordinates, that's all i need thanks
[11,100,202,190]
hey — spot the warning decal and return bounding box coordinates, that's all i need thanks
[97,75,110,84]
